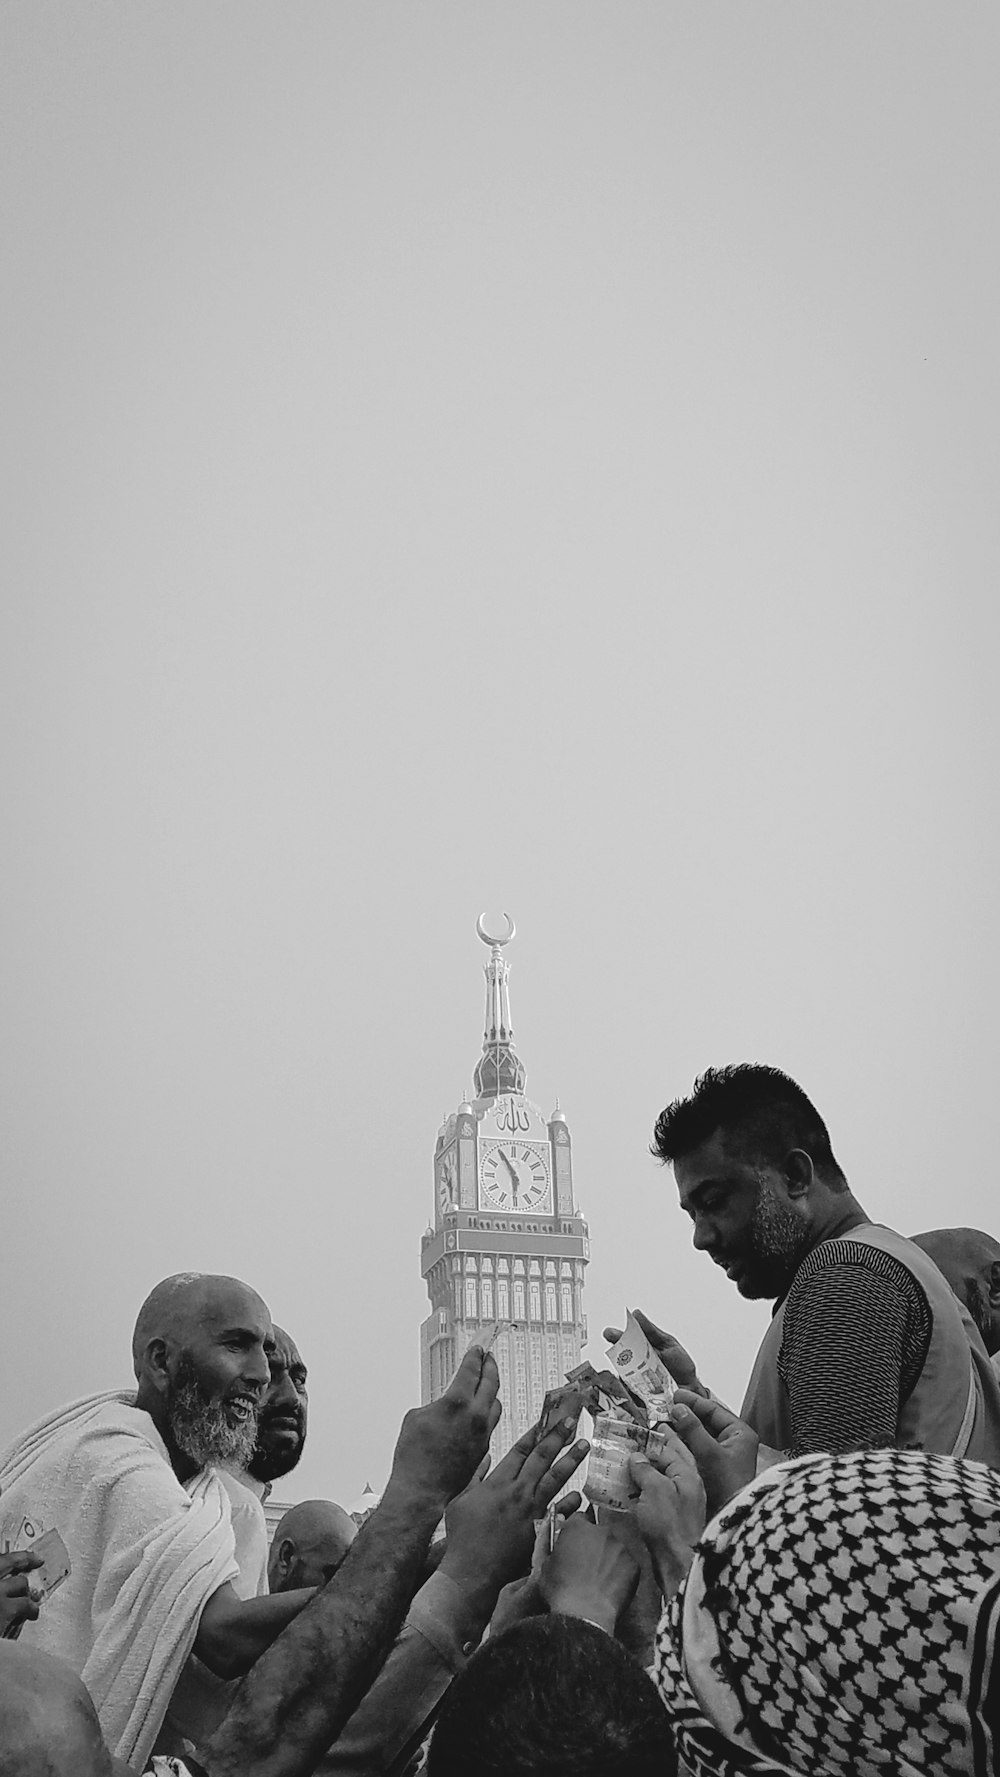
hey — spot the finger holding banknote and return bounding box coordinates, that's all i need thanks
[0,1549,43,1638]
[668,1390,758,1515]
[602,1312,708,1397]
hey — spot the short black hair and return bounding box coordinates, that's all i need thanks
[652,1063,843,1184]
[426,1616,676,1777]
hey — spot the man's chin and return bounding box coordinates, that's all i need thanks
[735,1269,784,1301]
[249,1438,305,1483]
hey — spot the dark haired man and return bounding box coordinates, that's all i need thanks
[644,1064,1000,1462]
[425,1614,673,1777]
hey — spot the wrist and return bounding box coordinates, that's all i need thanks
[543,1588,620,1634]
[438,1549,511,1621]
[549,1597,619,1635]
[378,1473,451,1530]
[430,1558,504,1638]
[651,1540,696,1597]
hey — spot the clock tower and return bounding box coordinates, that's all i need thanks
[419,917,590,1459]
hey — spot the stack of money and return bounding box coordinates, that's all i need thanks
[572,1313,676,1511]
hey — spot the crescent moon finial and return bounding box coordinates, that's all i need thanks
[476,910,515,948]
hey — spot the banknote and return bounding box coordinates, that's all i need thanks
[604,1310,675,1424]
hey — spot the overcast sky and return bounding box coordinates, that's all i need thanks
[2,3,998,1507]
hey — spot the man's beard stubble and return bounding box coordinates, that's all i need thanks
[965,1277,993,1345]
[167,1352,259,1471]
[741,1179,809,1299]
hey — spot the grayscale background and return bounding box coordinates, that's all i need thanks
[2,2,997,1506]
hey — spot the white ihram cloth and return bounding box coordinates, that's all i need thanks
[0,1390,238,1770]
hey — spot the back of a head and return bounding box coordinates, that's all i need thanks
[268,1497,357,1591]
[427,1616,676,1777]
[911,1227,1000,1278]
[652,1062,842,1181]
[0,1644,113,1777]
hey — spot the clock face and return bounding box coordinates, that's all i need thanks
[438,1149,458,1215]
[480,1142,551,1212]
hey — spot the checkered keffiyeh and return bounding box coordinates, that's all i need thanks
[652,1448,1000,1777]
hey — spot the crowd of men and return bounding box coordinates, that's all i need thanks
[2,1062,1000,1776]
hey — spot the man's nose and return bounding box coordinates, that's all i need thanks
[245,1345,271,1390]
[691,1220,714,1253]
[267,1370,299,1412]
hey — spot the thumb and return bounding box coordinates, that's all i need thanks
[627,1451,660,1494]
[667,1402,719,1462]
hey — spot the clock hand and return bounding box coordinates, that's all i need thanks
[499,1150,520,1202]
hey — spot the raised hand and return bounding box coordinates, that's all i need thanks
[668,1391,758,1516]
[441,1416,589,1605]
[389,1345,502,1511]
[629,1426,706,1598]
[0,1549,43,1638]
[538,1514,639,1635]
[601,1310,708,1397]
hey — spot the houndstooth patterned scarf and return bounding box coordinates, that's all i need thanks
[652,1447,1000,1777]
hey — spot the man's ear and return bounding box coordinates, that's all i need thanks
[987,1260,1000,1310]
[782,1149,814,1198]
[140,1337,171,1399]
[275,1538,295,1579]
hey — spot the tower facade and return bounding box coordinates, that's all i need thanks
[420,917,590,1459]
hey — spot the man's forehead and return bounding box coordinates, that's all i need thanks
[197,1282,272,1338]
[674,1129,744,1187]
[272,1326,305,1370]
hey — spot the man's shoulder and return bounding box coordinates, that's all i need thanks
[789,1226,930,1308]
[1,1391,165,1480]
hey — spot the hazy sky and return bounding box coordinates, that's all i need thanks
[2,4,998,1507]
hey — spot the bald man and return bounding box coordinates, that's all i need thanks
[912,1228,1000,1365]
[0,1642,132,1777]
[269,1500,357,1593]
[0,1273,315,1770]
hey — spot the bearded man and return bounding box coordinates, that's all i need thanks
[245,1325,309,1492]
[640,1065,1000,1462]
[0,1273,315,1771]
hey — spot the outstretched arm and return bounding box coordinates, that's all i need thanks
[315,1417,588,1776]
[194,1583,316,1681]
[200,1346,501,1777]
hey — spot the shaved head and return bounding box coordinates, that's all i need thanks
[131,1273,274,1479]
[912,1228,1000,1355]
[268,1498,358,1593]
[0,1644,114,1777]
[132,1272,271,1374]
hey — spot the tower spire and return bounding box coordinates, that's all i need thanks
[473,912,526,1099]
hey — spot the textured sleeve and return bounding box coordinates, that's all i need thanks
[777,1241,931,1457]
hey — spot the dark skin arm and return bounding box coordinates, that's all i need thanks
[201,1346,501,1777]
[193,1582,316,1681]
